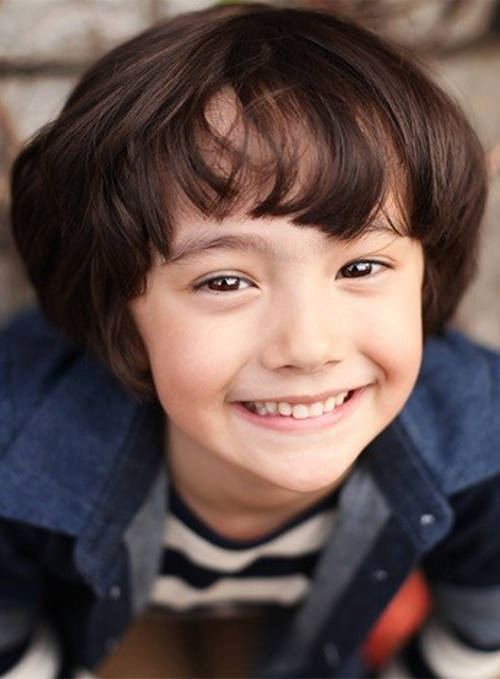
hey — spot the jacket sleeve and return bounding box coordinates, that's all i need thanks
[0,519,61,677]
[381,474,500,678]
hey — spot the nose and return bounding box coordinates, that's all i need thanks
[259,287,347,373]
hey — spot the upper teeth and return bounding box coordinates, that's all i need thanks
[247,392,349,419]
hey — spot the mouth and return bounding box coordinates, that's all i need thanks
[240,390,354,420]
[233,387,365,432]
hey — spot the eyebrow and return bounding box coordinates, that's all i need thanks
[167,232,280,265]
[166,223,399,265]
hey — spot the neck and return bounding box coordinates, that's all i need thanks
[165,421,340,541]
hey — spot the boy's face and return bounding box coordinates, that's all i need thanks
[130,212,424,500]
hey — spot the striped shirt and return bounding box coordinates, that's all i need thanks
[380,618,500,679]
[151,486,500,679]
[150,485,339,614]
[4,484,500,678]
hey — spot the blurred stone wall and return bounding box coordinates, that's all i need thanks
[1,0,499,348]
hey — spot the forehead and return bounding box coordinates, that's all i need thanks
[166,209,404,268]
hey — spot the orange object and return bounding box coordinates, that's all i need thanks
[362,570,432,669]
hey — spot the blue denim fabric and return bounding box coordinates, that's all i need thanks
[1,308,500,677]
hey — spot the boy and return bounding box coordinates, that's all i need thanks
[2,3,500,677]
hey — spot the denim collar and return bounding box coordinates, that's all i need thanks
[0,336,165,593]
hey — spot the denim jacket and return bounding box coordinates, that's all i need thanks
[1,309,500,678]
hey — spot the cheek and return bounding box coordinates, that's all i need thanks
[143,314,247,410]
[362,290,423,388]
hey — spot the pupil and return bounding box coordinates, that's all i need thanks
[348,262,371,277]
[212,276,238,291]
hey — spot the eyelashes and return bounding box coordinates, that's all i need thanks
[193,275,252,294]
[192,260,389,294]
[337,260,386,279]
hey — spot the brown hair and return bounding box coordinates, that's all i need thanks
[10,2,488,398]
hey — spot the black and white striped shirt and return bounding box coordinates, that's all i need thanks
[150,484,339,614]
[150,485,500,679]
[5,482,500,678]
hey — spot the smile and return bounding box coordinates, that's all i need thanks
[233,387,365,432]
[243,391,351,419]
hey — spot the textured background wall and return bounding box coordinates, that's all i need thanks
[1,0,499,347]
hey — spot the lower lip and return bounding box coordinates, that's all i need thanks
[232,387,366,432]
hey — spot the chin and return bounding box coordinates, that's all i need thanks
[267,465,350,496]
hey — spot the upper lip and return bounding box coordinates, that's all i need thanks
[241,388,356,406]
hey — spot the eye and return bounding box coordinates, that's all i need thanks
[337,260,386,279]
[193,275,253,293]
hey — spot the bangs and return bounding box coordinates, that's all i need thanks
[155,33,408,251]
